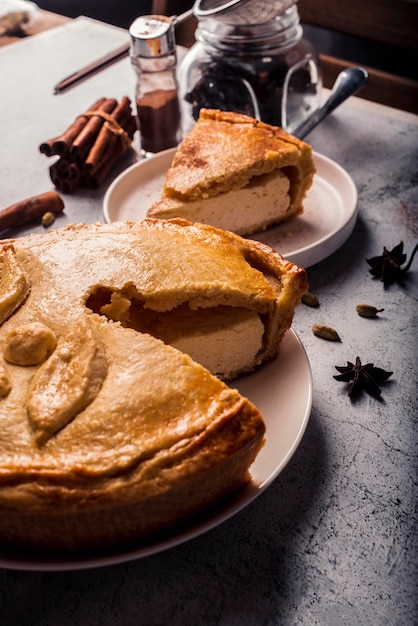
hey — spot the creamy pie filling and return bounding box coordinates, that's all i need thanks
[149,169,292,236]
[86,289,265,380]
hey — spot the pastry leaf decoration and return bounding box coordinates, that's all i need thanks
[27,319,108,444]
[0,244,30,326]
[0,362,11,398]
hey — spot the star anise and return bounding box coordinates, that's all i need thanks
[334,356,393,399]
[366,241,417,286]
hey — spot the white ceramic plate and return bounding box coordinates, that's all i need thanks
[104,149,357,268]
[0,329,312,571]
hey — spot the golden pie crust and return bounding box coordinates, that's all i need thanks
[0,218,307,554]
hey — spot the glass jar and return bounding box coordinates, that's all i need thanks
[178,6,322,135]
[129,15,182,155]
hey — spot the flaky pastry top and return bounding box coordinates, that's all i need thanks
[163,108,315,200]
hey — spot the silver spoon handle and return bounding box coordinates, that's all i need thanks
[293,67,368,139]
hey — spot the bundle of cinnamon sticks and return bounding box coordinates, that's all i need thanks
[39,97,137,192]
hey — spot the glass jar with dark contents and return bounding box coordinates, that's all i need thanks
[178,5,321,134]
[129,15,182,155]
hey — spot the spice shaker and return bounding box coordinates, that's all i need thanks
[129,15,182,155]
[178,1,322,134]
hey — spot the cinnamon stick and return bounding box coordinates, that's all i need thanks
[84,116,137,188]
[83,115,137,178]
[50,160,81,193]
[0,191,64,232]
[39,97,107,156]
[83,96,134,176]
[69,98,118,164]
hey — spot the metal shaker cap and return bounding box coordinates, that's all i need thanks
[129,15,175,57]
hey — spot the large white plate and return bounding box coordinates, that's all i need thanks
[0,329,312,572]
[104,149,357,268]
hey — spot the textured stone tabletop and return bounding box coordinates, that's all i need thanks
[0,18,417,626]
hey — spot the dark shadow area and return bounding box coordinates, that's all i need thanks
[36,1,153,28]
[303,23,418,82]
[35,1,196,29]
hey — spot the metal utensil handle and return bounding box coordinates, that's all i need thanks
[293,67,368,139]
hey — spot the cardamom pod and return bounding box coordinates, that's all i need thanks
[356,304,384,318]
[312,323,341,342]
[41,211,56,227]
[302,291,319,307]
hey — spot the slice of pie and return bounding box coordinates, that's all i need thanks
[0,218,307,554]
[147,108,315,236]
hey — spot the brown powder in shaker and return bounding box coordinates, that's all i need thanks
[137,88,181,153]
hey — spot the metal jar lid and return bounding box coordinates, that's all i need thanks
[193,0,296,24]
[129,15,176,57]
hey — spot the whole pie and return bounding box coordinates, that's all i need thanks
[0,218,307,554]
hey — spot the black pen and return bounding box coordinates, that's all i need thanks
[53,42,130,94]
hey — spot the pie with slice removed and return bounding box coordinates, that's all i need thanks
[0,218,307,554]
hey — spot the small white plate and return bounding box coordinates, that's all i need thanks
[104,149,357,268]
[0,329,312,571]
